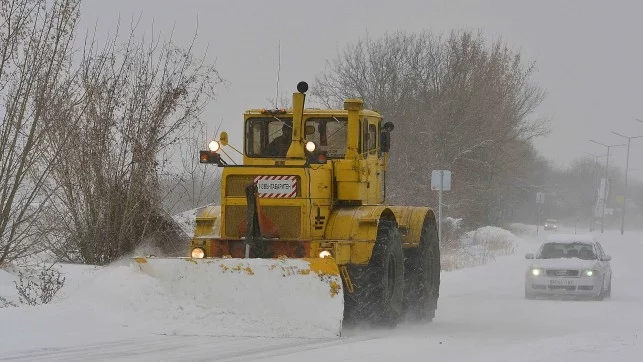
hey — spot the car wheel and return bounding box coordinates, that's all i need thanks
[604,277,612,298]
[525,287,535,300]
[594,277,605,301]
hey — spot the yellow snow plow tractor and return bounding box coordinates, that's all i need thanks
[134,82,440,336]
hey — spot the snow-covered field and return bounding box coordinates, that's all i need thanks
[1,226,641,361]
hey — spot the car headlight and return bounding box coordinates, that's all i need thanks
[191,247,205,259]
[319,250,332,258]
[530,268,544,276]
[582,269,597,277]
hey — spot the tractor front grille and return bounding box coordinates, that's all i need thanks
[226,175,256,197]
[224,205,301,239]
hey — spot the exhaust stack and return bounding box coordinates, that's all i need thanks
[286,82,308,159]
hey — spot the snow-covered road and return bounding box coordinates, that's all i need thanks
[2,228,642,361]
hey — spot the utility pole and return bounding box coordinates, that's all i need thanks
[590,140,626,233]
[610,131,643,235]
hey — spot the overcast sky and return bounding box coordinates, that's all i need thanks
[81,0,643,179]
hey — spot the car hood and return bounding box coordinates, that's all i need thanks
[528,258,600,270]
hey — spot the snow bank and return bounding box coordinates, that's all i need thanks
[441,226,519,271]
[0,267,19,307]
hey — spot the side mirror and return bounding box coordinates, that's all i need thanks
[220,132,229,146]
[525,253,534,259]
[601,255,611,262]
[380,131,391,153]
[305,125,316,136]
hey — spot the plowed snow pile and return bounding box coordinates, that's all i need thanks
[76,264,340,337]
[0,261,339,354]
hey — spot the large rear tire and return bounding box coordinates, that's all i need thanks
[403,217,440,321]
[344,220,405,327]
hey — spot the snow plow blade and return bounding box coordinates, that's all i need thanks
[132,257,344,336]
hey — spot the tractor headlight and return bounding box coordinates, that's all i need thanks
[530,268,544,276]
[582,269,596,277]
[319,250,332,259]
[191,247,205,259]
[305,141,317,153]
[208,140,220,152]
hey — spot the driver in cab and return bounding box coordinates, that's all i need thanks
[266,122,292,156]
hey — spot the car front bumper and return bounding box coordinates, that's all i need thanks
[525,275,602,297]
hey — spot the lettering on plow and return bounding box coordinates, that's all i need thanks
[279,265,301,277]
[218,263,254,275]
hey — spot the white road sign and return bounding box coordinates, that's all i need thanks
[431,170,452,191]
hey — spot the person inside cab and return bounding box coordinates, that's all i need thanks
[266,122,292,156]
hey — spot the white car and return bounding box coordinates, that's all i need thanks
[525,234,612,300]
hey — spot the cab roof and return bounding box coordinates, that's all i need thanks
[244,108,382,117]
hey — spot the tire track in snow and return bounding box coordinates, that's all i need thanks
[0,334,381,362]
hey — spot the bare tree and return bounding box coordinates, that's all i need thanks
[0,0,82,264]
[44,22,223,264]
[159,119,222,216]
[313,30,548,227]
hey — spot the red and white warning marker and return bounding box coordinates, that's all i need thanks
[254,175,297,198]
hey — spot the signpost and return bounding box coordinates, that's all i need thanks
[431,170,452,243]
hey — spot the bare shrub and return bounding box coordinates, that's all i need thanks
[43,22,222,265]
[13,263,66,305]
[0,296,17,308]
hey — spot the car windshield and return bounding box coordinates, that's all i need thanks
[545,219,556,224]
[537,242,597,260]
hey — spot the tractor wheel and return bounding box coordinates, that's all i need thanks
[344,220,405,327]
[403,217,440,321]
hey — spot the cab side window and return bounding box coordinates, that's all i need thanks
[362,119,368,155]
[368,124,377,153]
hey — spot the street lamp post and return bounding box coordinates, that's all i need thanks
[583,152,608,231]
[589,140,626,233]
[610,131,643,235]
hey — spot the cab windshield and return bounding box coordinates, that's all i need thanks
[305,117,348,158]
[245,116,348,158]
